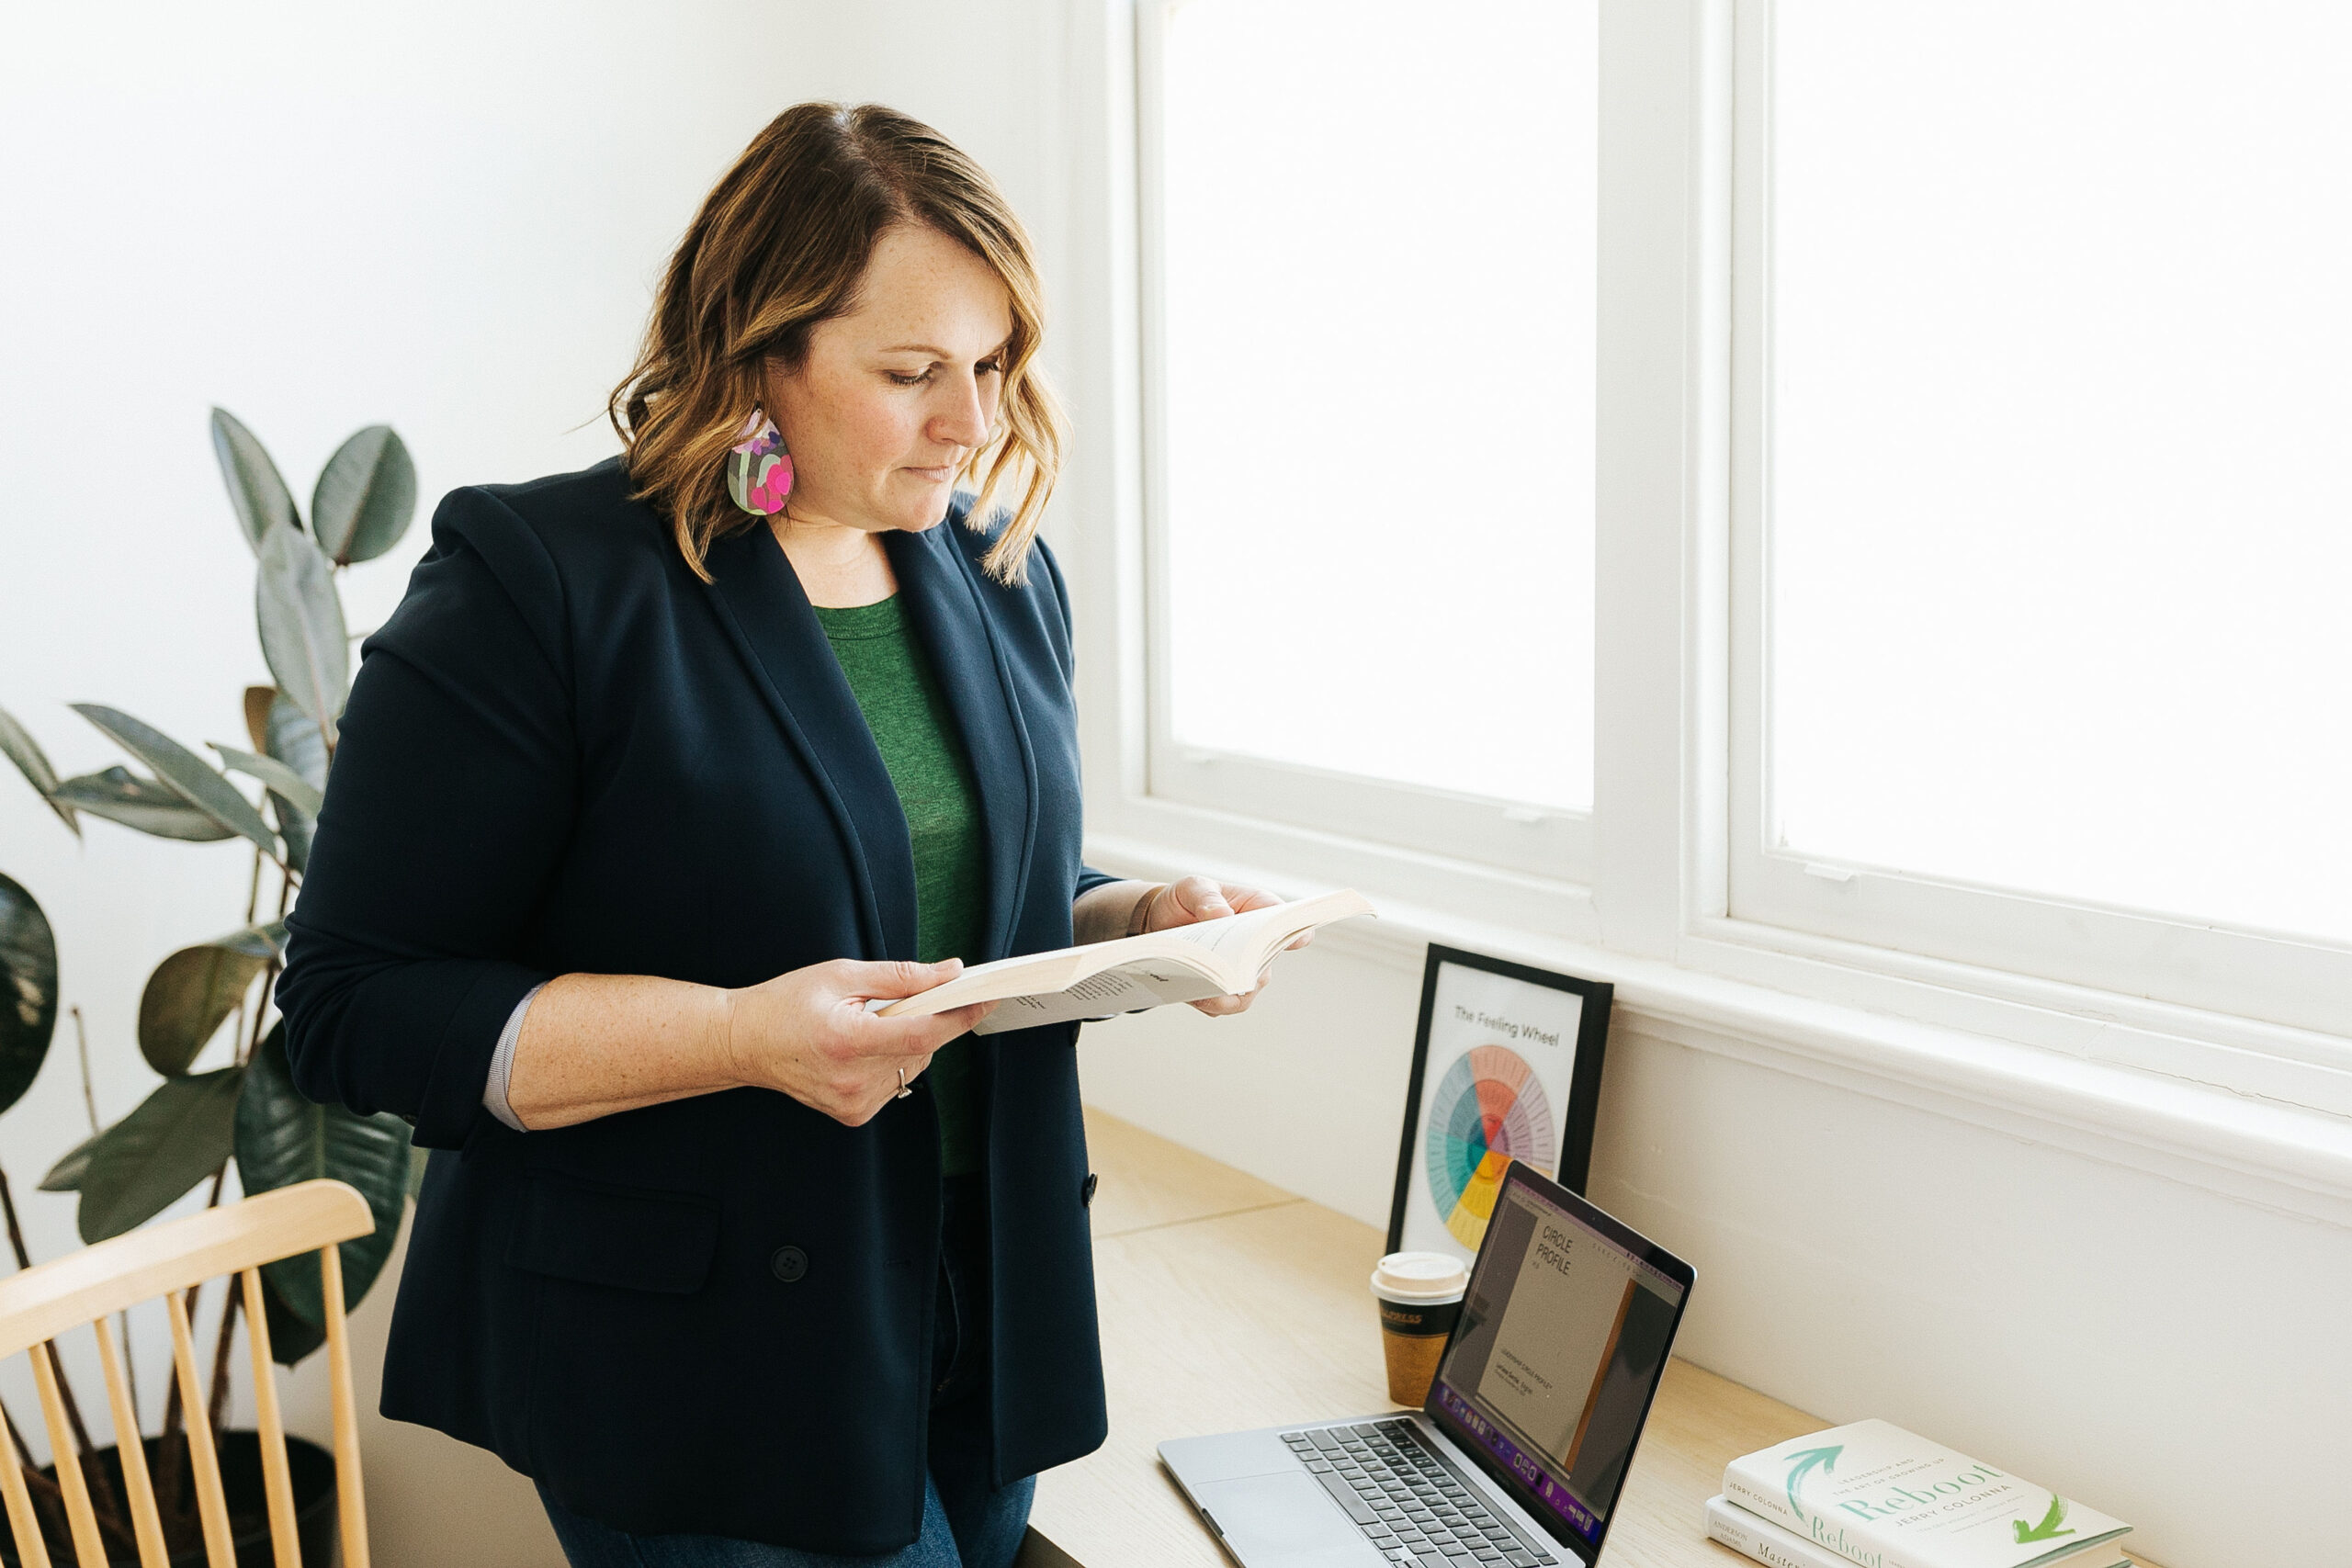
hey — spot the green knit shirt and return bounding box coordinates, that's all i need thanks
[811,596,989,1177]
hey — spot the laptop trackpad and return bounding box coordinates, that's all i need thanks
[1193,1474,1390,1567]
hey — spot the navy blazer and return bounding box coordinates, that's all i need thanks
[276,458,1115,1551]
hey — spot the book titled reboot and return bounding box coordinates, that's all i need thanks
[1720,1420,2132,1568]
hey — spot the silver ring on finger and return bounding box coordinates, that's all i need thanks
[896,1066,913,1100]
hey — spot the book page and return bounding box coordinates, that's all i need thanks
[879,888,1374,1024]
[870,943,1094,1017]
[971,961,1229,1033]
[1159,890,1374,984]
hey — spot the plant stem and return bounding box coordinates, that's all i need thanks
[0,1167,32,1272]
[71,1007,99,1135]
[229,846,264,1055]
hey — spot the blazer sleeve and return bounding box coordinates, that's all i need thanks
[1032,534,1123,904]
[276,486,577,1150]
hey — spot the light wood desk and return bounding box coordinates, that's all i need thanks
[1022,1110,2156,1568]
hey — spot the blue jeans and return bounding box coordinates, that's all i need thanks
[539,1176,1034,1568]
[537,1470,1034,1568]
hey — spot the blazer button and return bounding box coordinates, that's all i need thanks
[770,1246,808,1283]
[1080,1172,1099,1209]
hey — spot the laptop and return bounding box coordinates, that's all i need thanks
[1159,1159,1694,1568]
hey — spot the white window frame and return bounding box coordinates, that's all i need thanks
[1054,0,2352,1127]
[1721,0,2352,1048]
[1125,0,1596,893]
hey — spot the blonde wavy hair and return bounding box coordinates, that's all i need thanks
[608,102,1064,584]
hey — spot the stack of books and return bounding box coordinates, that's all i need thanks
[1705,1419,2133,1568]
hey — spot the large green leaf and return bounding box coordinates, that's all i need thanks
[252,689,326,873]
[51,767,233,841]
[311,425,417,566]
[238,1024,407,1338]
[255,525,348,750]
[263,689,328,790]
[257,1265,326,1367]
[0,704,77,837]
[210,408,298,556]
[137,920,284,1077]
[0,872,58,1114]
[72,705,278,858]
[71,1067,244,1243]
[39,1127,100,1192]
[209,743,324,818]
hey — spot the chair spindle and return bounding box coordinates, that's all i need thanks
[0,1412,52,1568]
[91,1314,169,1568]
[28,1341,107,1567]
[321,1243,368,1568]
[238,1269,301,1568]
[164,1289,236,1568]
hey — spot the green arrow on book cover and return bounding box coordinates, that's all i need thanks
[2013,1495,2075,1544]
[1781,1445,1843,1526]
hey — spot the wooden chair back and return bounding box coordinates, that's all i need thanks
[0,1179,375,1568]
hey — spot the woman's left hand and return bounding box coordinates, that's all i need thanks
[1136,874,1314,1016]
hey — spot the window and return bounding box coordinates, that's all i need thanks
[1103,0,2352,1105]
[1139,0,1599,878]
[1733,0,2352,1036]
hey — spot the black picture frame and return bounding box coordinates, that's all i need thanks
[1385,944,1613,1256]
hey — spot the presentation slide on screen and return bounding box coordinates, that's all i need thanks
[1476,1205,1631,1455]
[1441,1184,1683,1519]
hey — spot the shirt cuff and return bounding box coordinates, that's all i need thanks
[482,980,549,1132]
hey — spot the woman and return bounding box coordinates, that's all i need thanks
[277,102,1295,1567]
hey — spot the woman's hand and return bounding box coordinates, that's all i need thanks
[720,958,995,1127]
[1136,874,1313,1017]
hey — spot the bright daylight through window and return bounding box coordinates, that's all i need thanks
[1758,0,2352,951]
[1154,0,1598,818]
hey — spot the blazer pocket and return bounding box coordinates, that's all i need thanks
[505,1171,720,1294]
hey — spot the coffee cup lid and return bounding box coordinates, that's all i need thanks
[1371,1251,1467,1303]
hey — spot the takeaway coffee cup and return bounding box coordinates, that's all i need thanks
[1371,1252,1468,1408]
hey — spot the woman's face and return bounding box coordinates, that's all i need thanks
[763,222,1013,536]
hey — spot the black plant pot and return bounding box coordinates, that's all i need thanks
[4,1431,337,1568]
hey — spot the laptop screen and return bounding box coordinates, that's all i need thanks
[1425,1164,1690,1553]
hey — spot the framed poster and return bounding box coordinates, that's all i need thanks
[1385,945,1611,1266]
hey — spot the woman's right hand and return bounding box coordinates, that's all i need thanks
[719,958,994,1127]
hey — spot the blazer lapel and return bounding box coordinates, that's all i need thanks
[888,524,1036,964]
[701,526,919,962]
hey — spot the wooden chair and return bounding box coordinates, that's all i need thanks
[0,1179,375,1568]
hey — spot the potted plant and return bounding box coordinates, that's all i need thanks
[0,411,423,1565]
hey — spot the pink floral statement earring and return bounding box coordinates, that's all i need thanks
[727,410,793,515]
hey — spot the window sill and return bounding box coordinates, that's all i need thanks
[1084,832,2352,1229]
[1083,798,1600,941]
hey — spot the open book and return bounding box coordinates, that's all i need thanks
[875,889,1374,1034]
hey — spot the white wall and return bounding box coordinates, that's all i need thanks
[1079,931,2352,1568]
[0,4,1069,1562]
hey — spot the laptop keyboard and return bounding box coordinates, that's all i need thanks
[1278,1418,1560,1567]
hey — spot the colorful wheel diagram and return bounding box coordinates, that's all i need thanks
[1423,1045,1558,1251]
